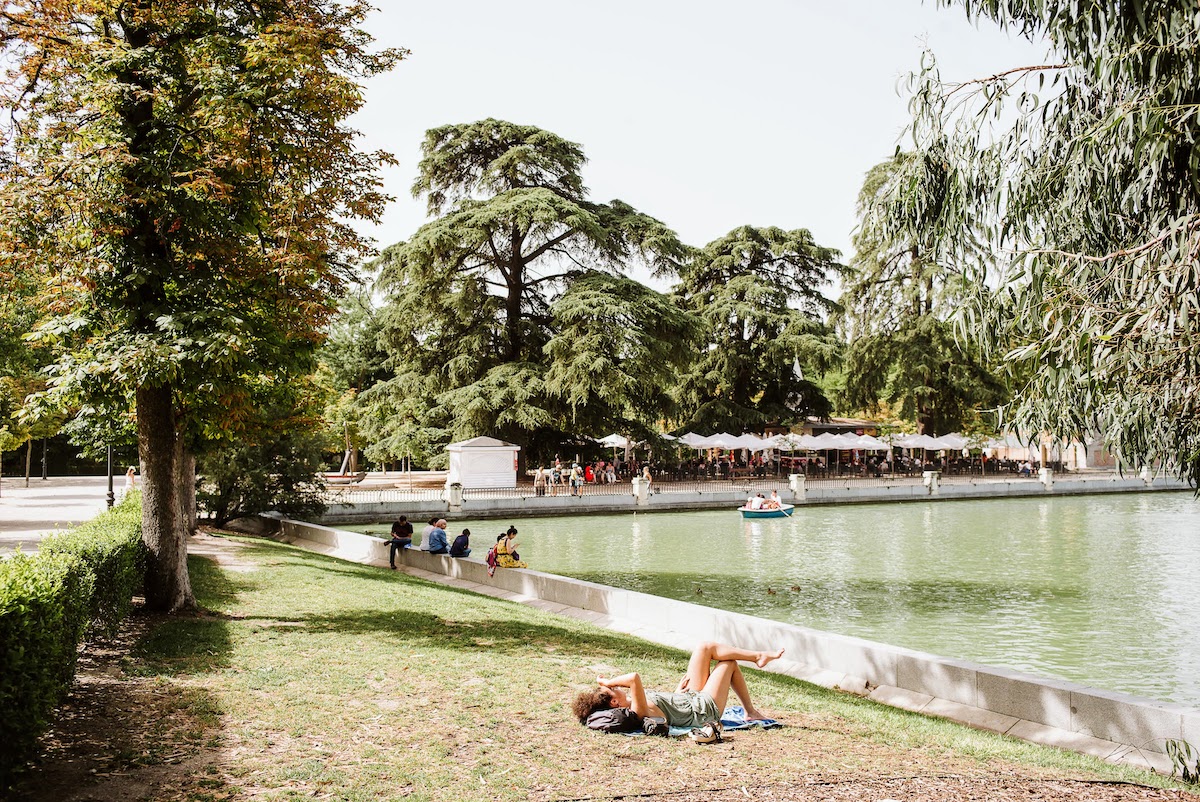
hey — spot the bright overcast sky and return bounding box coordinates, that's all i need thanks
[352,1,1048,276]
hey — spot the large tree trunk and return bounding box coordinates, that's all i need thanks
[177,447,197,537]
[138,384,195,612]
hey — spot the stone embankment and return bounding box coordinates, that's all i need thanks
[317,469,1190,524]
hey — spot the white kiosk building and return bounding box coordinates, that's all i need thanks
[445,436,521,489]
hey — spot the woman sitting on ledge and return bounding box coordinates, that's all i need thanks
[572,641,783,729]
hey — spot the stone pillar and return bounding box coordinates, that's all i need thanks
[631,477,649,506]
[1038,467,1054,490]
[447,482,464,513]
[788,473,806,501]
[922,470,941,496]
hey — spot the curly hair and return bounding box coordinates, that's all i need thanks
[571,687,615,723]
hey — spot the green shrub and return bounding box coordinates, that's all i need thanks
[0,496,145,784]
[40,492,145,638]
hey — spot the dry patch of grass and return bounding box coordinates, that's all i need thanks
[11,533,1198,802]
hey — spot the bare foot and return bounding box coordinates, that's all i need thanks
[756,647,784,668]
[744,706,772,721]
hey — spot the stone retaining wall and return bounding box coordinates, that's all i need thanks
[235,515,1198,774]
[317,475,1190,524]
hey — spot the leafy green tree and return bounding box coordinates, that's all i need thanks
[197,387,328,527]
[365,120,692,464]
[0,1,401,610]
[0,264,62,492]
[673,225,843,433]
[317,288,391,472]
[902,2,1200,481]
[840,153,1005,434]
[543,273,701,443]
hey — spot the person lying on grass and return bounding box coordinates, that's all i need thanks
[572,641,784,729]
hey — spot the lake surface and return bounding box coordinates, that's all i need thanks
[352,492,1200,707]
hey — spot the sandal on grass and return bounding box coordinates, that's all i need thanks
[687,720,723,744]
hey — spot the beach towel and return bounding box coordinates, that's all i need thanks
[719,705,782,730]
[637,706,783,737]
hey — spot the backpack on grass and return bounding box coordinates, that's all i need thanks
[585,707,642,733]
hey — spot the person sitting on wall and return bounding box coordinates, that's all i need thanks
[427,519,449,555]
[418,516,438,550]
[388,515,413,570]
[571,641,783,729]
[450,528,472,558]
[495,526,526,568]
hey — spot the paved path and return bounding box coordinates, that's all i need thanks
[0,476,113,555]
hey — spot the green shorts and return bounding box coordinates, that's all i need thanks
[646,690,720,729]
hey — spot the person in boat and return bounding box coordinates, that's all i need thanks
[766,490,782,509]
[746,493,763,510]
[571,641,783,729]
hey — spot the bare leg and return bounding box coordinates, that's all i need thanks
[682,641,785,693]
[727,662,769,720]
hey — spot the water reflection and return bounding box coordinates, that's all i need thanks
[352,492,1200,706]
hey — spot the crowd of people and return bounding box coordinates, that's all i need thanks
[386,516,526,572]
[532,457,657,496]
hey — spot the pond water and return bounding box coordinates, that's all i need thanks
[348,491,1200,707]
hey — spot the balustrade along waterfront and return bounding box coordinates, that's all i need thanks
[352,491,1200,707]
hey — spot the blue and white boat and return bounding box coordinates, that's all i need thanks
[737,503,794,519]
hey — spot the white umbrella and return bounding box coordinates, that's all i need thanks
[770,433,808,451]
[596,433,629,448]
[678,432,709,448]
[730,433,772,451]
[705,432,741,449]
[852,434,891,451]
[929,433,968,450]
[893,433,940,449]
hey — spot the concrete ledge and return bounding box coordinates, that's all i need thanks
[233,515,1199,774]
[315,478,1192,523]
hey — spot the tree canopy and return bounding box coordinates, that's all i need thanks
[673,225,843,434]
[363,119,694,464]
[0,0,401,609]
[840,153,1005,434]
[902,1,1200,481]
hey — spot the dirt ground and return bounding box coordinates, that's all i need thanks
[8,534,1200,802]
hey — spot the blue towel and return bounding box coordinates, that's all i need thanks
[720,705,782,730]
[639,706,783,737]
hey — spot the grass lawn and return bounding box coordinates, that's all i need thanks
[21,533,1196,801]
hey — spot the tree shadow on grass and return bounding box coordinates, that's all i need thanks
[298,604,689,664]
[218,537,401,583]
[125,554,255,677]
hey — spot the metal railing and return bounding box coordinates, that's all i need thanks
[321,472,1056,506]
[325,487,445,505]
[465,482,635,499]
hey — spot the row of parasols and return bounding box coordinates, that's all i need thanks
[595,431,972,453]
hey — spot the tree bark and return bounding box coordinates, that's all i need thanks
[138,384,195,612]
[177,446,197,537]
[24,439,32,488]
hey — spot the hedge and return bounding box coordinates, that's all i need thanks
[0,493,146,785]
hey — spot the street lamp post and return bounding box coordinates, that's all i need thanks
[106,446,114,508]
[41,438,48,480]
